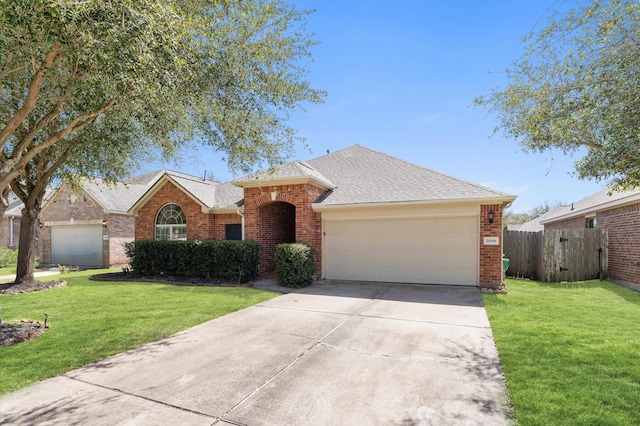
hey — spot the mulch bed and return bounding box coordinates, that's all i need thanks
[0,281,63,348]
[0,320,49,348]
[0,280,67,295]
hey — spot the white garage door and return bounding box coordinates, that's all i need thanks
[51,225,103,267]
[323,216,479,286]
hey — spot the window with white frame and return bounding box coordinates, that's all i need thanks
[155,204,187,240]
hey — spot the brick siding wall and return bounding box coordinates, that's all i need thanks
[544,216,586,230]
[213,213,242,241]
[595,204,640,284]
[106,213,135,266]
[479,204,504,287]
[243,184,324,275]
[258,202,296,272]
[134,181,214,241]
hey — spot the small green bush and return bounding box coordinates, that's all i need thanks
[275,243,316,288]
[124,240,261,282]
[0,247,18,268]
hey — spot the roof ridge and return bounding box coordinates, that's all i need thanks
[165,169,220,185]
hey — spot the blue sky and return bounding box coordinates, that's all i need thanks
[148,0,606,213]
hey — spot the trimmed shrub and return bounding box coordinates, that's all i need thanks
[0,247,17,268]
[275,243,316,288]
[124,240,261,282]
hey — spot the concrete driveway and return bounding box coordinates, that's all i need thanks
[0,281,512,425]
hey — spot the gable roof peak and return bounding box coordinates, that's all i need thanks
[232,158,335,190]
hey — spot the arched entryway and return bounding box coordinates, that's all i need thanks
[258,201,296,273]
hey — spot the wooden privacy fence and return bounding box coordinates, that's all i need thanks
[503,230,543,280]
[504,228,608,282]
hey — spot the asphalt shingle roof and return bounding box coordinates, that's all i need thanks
[82,172,164,213]
[232,160,335,189]
[541,187,640,224]
[39,144,514,216]
[516,206,569,232]
[306,145,514,206]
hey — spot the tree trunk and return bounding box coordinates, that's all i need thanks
[14,206,41,285]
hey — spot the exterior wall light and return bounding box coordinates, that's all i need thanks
[102,220,109,228]
[488,210,495,225]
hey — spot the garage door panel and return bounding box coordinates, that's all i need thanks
[324,216,479,286]
[51,225,102,267]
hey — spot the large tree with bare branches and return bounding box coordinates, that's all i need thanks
[1,0,324,284]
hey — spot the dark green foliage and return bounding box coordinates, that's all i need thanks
[275,243,316,288]
[124,240,261,283]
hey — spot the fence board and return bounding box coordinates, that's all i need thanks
[543,228,608,282]
[504,228,607,282]
[504,230,542,280]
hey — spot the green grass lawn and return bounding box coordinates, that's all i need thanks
[0,269,278,395]
[0,266,16,276]
[483,279,640,426]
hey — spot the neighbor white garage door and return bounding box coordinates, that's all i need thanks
[323,216,479,286]
[51,225,103,267]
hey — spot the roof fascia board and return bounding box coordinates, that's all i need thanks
[541,193,640,224]
[312,196,516,211]
[233,175,335,190]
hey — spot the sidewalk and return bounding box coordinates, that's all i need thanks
[0,270,61,284]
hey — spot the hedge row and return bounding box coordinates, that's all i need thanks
[275,243,316,288]
[124,240,261,283]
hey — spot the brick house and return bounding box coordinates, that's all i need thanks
[540,187,640,287]
[39,172,163,268]
[0,199,22,250]
[130,145,515,288]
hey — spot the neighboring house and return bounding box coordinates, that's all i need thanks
[129,145,516,288]
[0,198,23,249]
[513,206,569,233]
[39,172,164,267]
[540,187,640,286]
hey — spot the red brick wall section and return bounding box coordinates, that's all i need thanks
[243,184,324,275]
[213,213,242,241]
[258,202,296,271]
[107,213,135,267]
[544,216,586,230]
[134,181,213,241]
[479,204,504,288]
[594,203,640,284]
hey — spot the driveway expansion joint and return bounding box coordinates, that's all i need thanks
[63,374,218,421]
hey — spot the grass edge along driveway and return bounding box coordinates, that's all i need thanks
[0,270,278,395]
[483,278,640,426]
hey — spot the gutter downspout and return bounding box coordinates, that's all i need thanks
[237,207,245,240]
[9,216,14,247]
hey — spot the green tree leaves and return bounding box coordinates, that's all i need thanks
[476,0,640,190]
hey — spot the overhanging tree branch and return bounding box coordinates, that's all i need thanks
[0,43,61,147]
